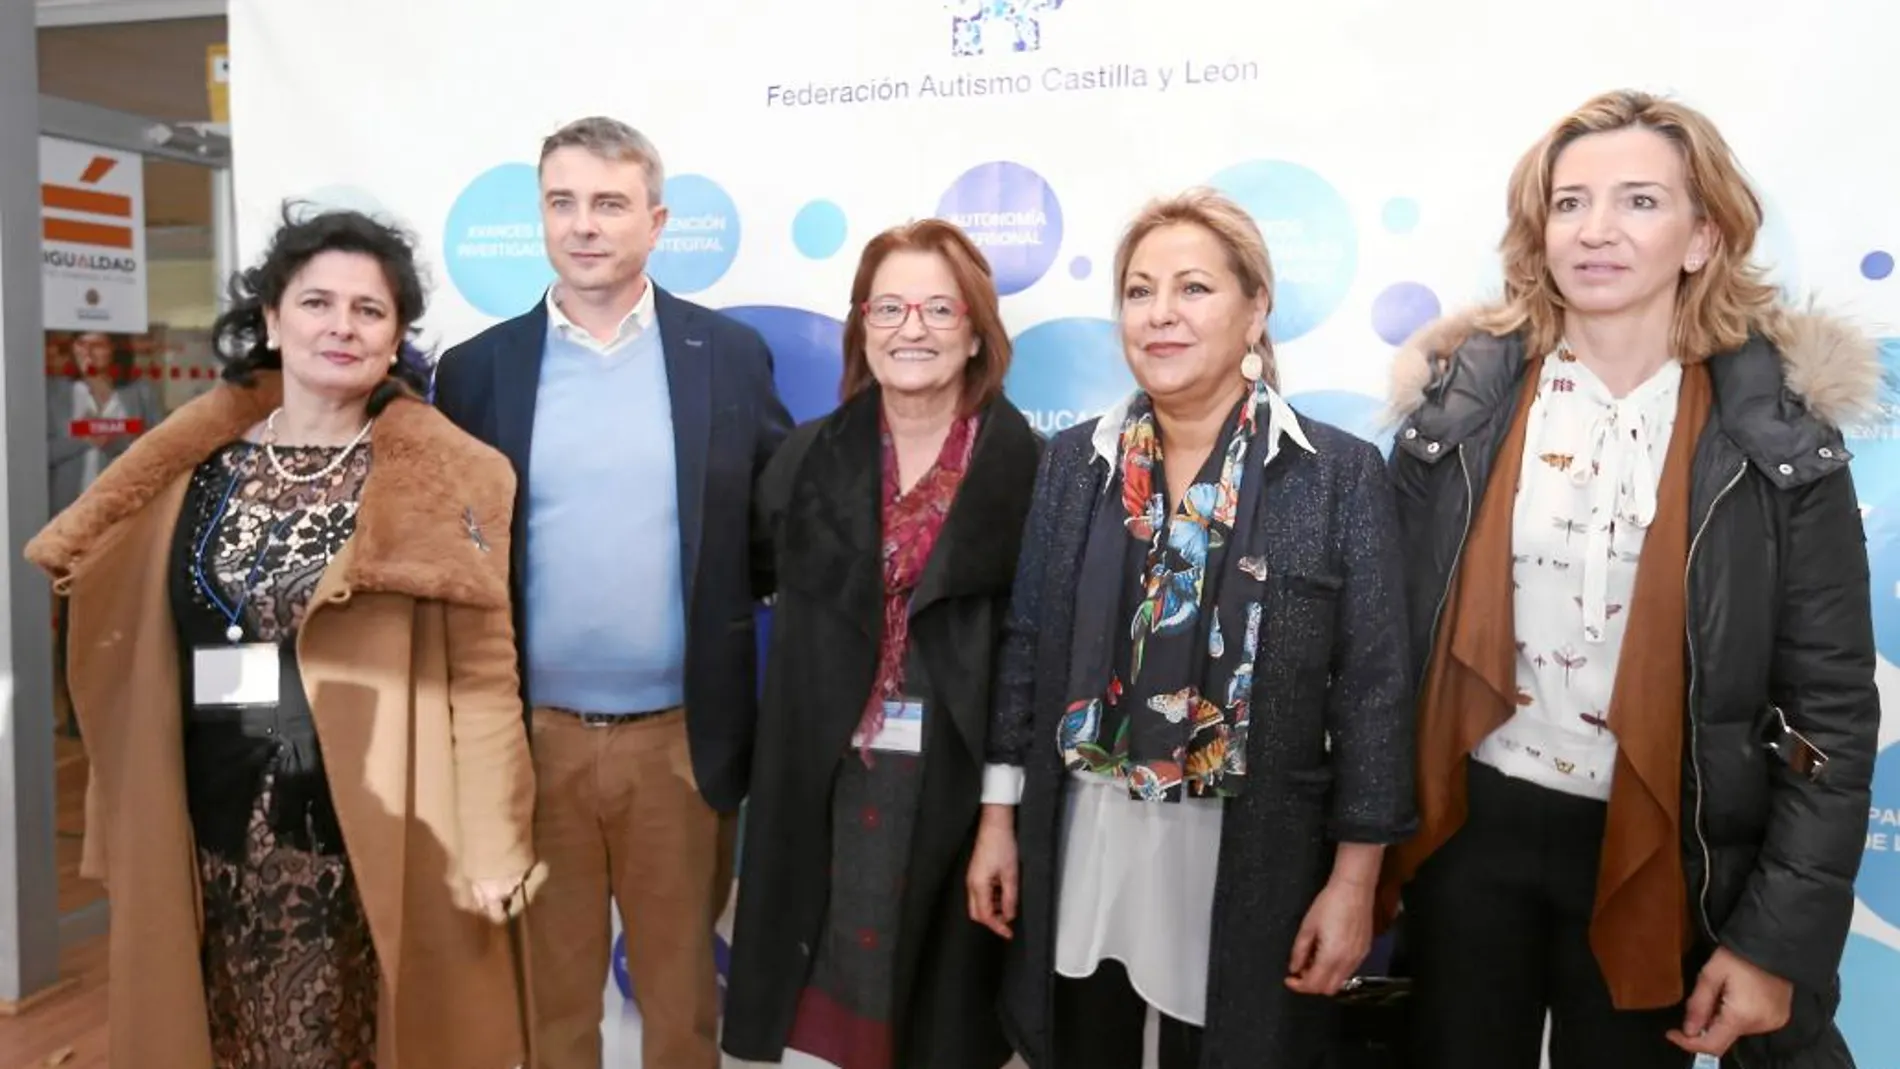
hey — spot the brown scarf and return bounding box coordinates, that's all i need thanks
[1380,353,1712,1010]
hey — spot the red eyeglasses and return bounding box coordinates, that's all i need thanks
[861,296,967,329]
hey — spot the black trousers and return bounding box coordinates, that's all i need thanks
[1405,760,1691,1069]
[1053,959,1204,1069]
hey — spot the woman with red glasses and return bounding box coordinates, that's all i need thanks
[723,218,1043,1069]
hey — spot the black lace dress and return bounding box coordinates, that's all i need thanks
[169,439,379,1068]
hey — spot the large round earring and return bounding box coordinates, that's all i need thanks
[1240,343,1265,383]
[266,336,279,351]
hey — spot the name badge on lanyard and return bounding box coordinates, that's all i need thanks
[190,440,291,710]
[193,643,281,708]
[853,698,925,755]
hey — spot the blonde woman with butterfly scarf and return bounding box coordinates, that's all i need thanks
[967,188,1416,1069]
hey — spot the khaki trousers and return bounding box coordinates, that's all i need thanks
[526,707,737,1069]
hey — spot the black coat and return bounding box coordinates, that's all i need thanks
[987,402,1417,1069]
[1386,311,1883,1068]
[432,289,793,810]
[722,390,1043,1068]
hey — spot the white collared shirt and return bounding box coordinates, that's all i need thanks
[1086,384,1318,472]
[1474,350,1682,801]
[544,277,656,358]
[72,380,127,491]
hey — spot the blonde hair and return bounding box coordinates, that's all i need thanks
[1112,187,1279,389]
[1477,89,1785,361]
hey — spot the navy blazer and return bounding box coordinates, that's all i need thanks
[432,286,793,811]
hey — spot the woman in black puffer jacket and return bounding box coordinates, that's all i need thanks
[1379,88,1881,1069]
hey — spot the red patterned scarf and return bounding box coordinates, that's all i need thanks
[855,410,980,759]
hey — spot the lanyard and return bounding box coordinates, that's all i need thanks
[191,443,293,644]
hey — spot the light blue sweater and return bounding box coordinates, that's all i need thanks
[524,320,686,714]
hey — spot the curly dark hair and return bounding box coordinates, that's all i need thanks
[212,204,431,415]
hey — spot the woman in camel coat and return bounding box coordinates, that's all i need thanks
[27,208,539,1068]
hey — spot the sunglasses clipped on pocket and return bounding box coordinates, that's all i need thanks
[1335,973,1411,1007]
[1339,928,1410,1005]
[1761,703,1829,782]
[1332,932,1413,1068]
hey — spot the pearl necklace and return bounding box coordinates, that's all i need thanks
[263,407,374,484]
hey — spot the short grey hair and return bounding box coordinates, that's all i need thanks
[538,117,666,207]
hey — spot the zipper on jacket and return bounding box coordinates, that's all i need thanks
[1684,460,1747,945]
[1420,444,1475,682]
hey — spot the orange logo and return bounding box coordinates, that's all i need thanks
[42,155,133,250]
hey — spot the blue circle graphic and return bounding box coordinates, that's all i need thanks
[1381,197,1420,234]
[719,304,848,703]
[937,161,1064,296]
[1839,934,1900,1063]
[1867,498,1900,668]
[1004,317,1134,435]
[1070,256,1093,280]
[719,304,846,425]
[1846,340,1900,501]
[443,163,554,318]
[1847,339,1900,664]
[1859,744,1900,928]
[1862,251,1894,281]
[1209,160,1359,342]
[612,930,732,1007]
[1286,389,1395,456]
[1370,282,1442,346]
[793,200,848,260]
[650,175,741,294]
[613,931,631,997]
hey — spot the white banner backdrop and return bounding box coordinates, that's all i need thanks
[232,0,1899,1062]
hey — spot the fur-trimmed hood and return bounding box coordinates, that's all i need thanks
[1388,306,1886,430]
[26,373,514,611]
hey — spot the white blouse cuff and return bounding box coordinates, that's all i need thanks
[981,763,1026,806]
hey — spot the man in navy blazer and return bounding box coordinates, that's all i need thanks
[433,116,791,1069]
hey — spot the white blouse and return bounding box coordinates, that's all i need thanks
[1052,772,1221,1026]
[976,387,1317,1027]
[1472,349,1682,802]
[72,380,127,492]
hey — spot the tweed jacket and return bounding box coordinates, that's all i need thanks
[986,393,1417,1068]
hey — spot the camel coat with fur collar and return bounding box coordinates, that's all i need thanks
[26,375,538,1069]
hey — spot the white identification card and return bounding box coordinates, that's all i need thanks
[853,698,925,754]
[192,643,281,707]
